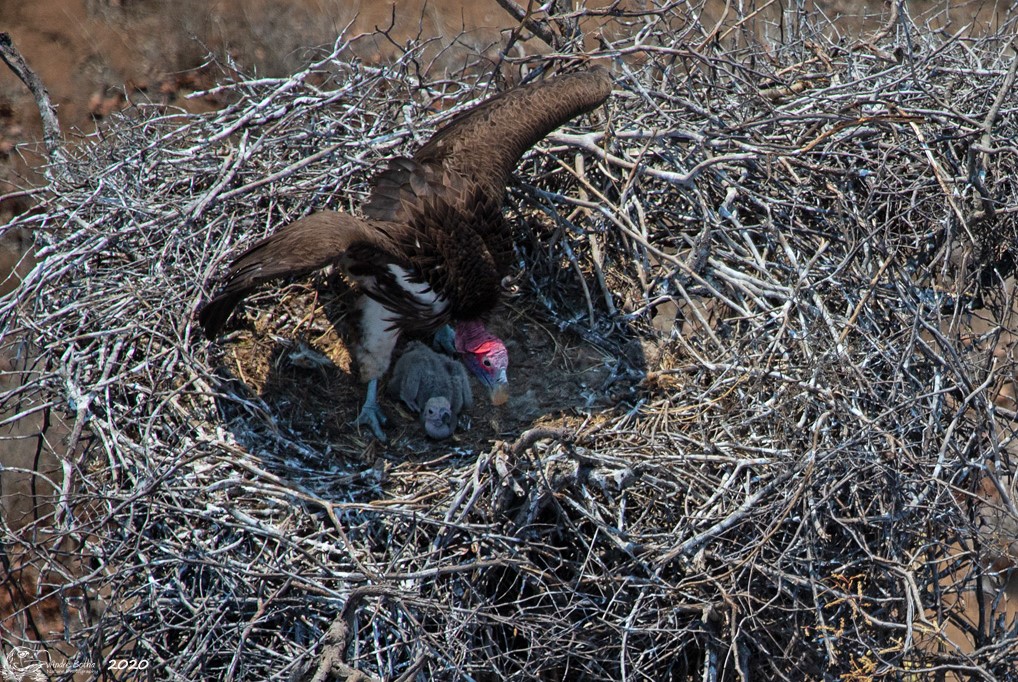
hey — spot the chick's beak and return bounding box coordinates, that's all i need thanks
[489,368,509,406]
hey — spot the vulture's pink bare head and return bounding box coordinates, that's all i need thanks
[455,320,508,405]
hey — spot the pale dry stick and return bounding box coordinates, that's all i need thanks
[770,240,829,359]
[561,489,644,557]
[670,279,726,351]
[437,450,494,541]
[698,0,732,46]
[836,249,897,346]
[793,113,926,154]
[225,578,293,682]
[188,51,382,104]
[0,32,65,169]
[183,134,246,221]
[903,367,998,518]
[694,457,773,523]
[805,541,839,664]
[213,466,383,584]
[707,258,792,300]
[708,266,775,314]
[200,45,355,148]
[724,187,779,282]
[860,0,900,45]
[537,173,754,320]
[631,194,653,294]
[715,0,780,44]
[29,194,112,260]
[52,365,94,529]
[739,418,825,568]
[0,396,62,430]
[491,0,559,49]
[663,360,839,402]
[195,76,323,100]
[559,235,596,327]
[808,287,849,357]
[972,31,1018,215]
[618,588,646,680]
[306,586,392,682]
[981,459,1018,519]
[554,137,649,299]
[213,142,346,205]
[655,464,798,569]
[978,43,1018,140]
[893,276,979,397]
[586,228,615,313]
[893,565,943,655]
[591,0,691,20]
[548,131,756,188]
[571,152,616,315]
[908,119,975,245]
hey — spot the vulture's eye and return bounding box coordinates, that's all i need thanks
[482,358,492,368]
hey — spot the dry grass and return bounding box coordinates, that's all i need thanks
[2,3,1018,680]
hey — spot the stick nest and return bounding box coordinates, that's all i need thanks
[3,7,1018,681]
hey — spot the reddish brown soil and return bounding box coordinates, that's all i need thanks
[0,0,519,202]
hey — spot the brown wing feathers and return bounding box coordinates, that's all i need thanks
[199,67,612,339]
[197,211,397,338]
[362,67,613,223]
[418,68,612,193]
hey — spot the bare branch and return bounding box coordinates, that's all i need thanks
[0,31,65,170]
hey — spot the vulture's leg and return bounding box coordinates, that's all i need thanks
[355,378,387,441]
[353,296,399,441]
[432,325,456,355]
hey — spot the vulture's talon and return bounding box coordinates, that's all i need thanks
[355,403,388,442]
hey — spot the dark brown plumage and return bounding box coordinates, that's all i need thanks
[198,67,613,440]
[196,211,398,337]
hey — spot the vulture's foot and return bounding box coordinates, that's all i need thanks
[432,325,456,355]
[355,403,387,441]
[354,378,388,441]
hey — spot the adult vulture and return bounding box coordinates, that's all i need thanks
[198,67,612,440]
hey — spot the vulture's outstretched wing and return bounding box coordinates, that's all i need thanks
[197,211,396,338]
[363,67,613,224]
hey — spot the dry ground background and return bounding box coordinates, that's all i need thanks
[2,1,1018,681]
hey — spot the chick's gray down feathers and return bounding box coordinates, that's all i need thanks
[387,341,473,439]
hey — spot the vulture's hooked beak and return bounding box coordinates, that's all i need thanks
[489,368,509,406]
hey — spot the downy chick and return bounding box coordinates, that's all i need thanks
[387,341,472,439]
